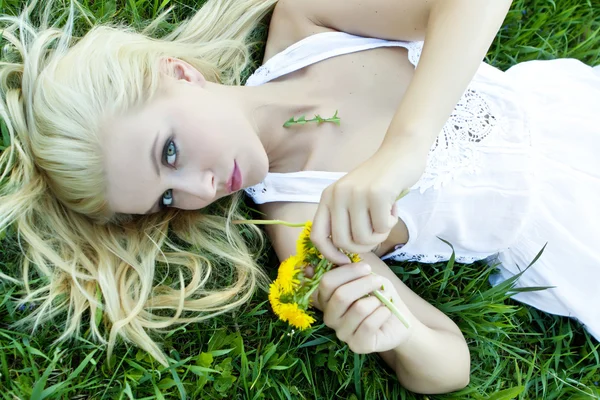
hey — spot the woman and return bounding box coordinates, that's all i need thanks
[0,0,598,394]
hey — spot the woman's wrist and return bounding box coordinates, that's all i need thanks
[381,126,436,152]
[390,320,470,392]
[391,318,429,358]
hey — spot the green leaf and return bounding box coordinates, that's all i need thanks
[94,287,103,328]
[197,352,214,367]
[209,348,233,357]
[66,350,97,381]
[486,386,526,400]
[214,373,237,393]
[1,120,10,149]
[353,353,363,399]
[157,378,177,390]
[122,382,135,400]
[188,365,220,375]
[438,237,456,292]
[30,349,63,400]
[283,117,295,127]
[298,336,334,348]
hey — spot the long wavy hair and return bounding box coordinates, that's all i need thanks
[0,0,277,365]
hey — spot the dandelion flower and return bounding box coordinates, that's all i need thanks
[348,253,362,264]
[296,221,313,255]
[277,303,315,330]
[268,281,283,314]
[277,255,302,293]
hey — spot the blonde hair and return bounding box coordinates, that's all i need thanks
[0,0,277,365]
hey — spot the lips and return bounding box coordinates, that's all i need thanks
[227,161,242,193]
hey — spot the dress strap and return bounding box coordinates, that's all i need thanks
[245,31,422,87]
[244,171,345,204]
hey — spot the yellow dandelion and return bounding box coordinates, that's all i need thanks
[348,253,362,264]
[296,221,314,256]
[277,255,302,293]
[268,281,283,314]
[277,303,316,330]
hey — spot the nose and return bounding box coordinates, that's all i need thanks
[173,170,216,209]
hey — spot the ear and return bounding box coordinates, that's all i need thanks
[160,57,206,86]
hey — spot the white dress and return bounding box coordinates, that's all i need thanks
[244,32,600,341]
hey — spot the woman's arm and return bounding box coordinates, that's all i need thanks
[290,0,512,144]
[289,0,513,262]
[384,0,513,148]
[357,252,470,394]
[260,202,470,394]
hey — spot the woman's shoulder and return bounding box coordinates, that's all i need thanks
[261,0,334,63]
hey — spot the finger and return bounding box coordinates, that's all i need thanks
[391,202,398,219]
[312,287,321,310]
[331,203,376,255]
[369,192,397,234]
[333,295,382,342]
[303,265,315,279]
[322,274,386,328]
[349,200,374,246]
[353,306,393,352]
[312,200,349,265]
[330,197,353,251]
[318,263,371,307]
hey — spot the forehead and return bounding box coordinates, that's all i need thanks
[101,101,165,214]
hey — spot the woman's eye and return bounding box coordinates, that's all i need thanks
[162,189,173,207]
[165,140,177,166]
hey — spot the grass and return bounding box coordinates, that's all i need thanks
[1,0,599,399]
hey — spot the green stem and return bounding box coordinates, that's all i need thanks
[372,290,411,329]
[283,110,341,128]
[301,258,332,305]
[233,219,306,228]
[396,188,411,201]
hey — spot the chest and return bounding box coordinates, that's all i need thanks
[268,46,415,173]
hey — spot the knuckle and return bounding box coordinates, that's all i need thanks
[321,186,334,200]
[333,182,352,197]
[367,188,385,202]
[330,289,347,305]
[350,342,367,354]
[335,330,348,343]
[332,238,351,251]
[319,279,334,295]
[354,233,376,247]
[364,318,379,332]
[322,313,334,328]
[353,299,372,316]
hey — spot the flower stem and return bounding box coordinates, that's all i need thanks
[232,219,306,228]
[301,258,332,305]
[372,290,411,329]
[396,188,411,201]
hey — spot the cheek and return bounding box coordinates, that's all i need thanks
[176,196,211,211]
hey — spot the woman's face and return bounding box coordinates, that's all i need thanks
[101,61,269,215]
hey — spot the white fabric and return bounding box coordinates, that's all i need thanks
[244,32,600,341]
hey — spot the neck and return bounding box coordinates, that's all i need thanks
[205,80,321,170]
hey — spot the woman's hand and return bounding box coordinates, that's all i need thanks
[311,142,428,264]
[312,262,414,354]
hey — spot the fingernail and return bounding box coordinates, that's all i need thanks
[363,263,371,273]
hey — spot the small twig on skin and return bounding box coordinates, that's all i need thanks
[283,110,341,128]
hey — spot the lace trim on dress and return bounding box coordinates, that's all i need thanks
[413,89,497,193]
[385,251,484,265]
[244,181,269,203]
